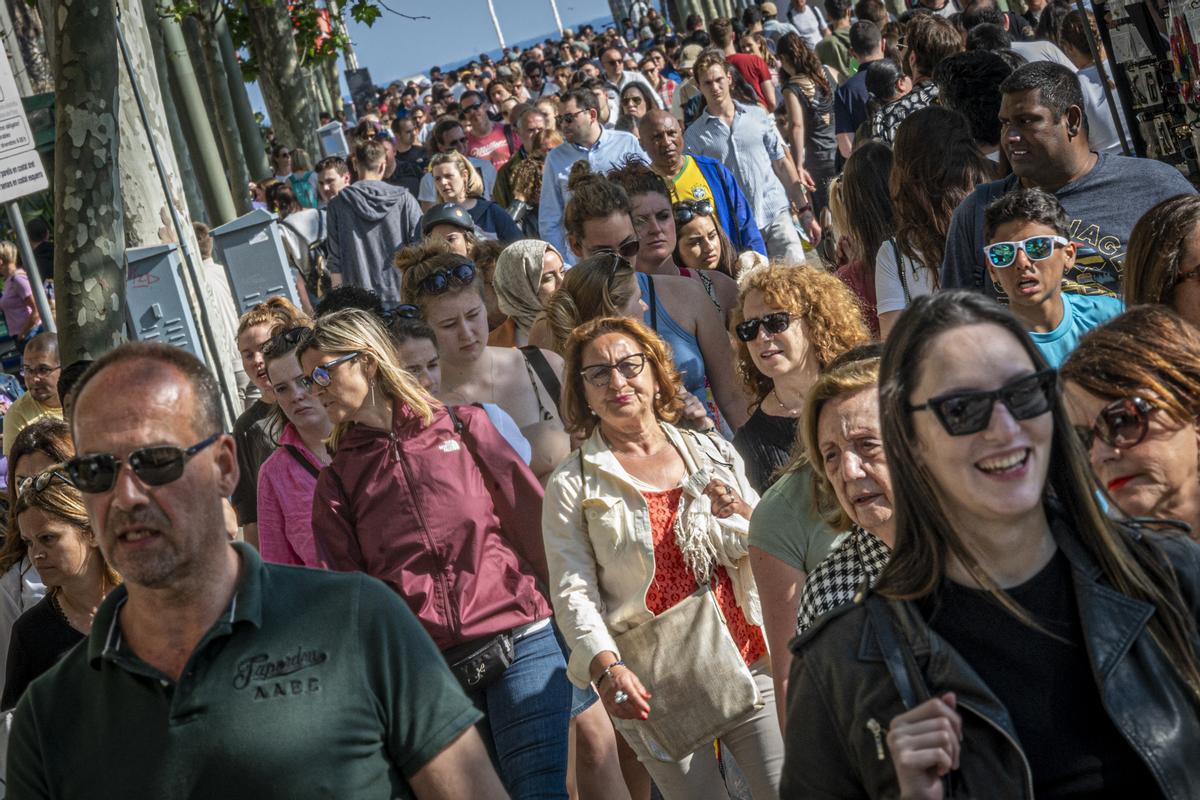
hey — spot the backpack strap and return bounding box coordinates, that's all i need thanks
[891,239,911,305]
[518,346,562,417]
[646,275,659,331]
[283,444,322,479]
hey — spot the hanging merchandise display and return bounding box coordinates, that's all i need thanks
[1093,0,1200,181]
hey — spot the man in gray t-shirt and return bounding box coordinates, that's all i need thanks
[941,62,1195,300]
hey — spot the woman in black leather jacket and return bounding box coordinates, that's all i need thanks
[783,291,1200,800]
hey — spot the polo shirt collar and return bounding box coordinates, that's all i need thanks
[570,127,608,154]
[87,540,266,669]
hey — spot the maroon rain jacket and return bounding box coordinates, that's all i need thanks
[311,403,552,651]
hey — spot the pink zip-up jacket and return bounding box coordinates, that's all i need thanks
[257,422,325,568]
[311,402,551,651]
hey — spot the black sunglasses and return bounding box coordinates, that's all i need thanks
[263,326,311,357]
[388,304,422,321]
[1074,396,1153,451]
[418,262,476,295]
[65,433,222,494]
[910,369,1057,436]
[674,199,714,226]
[17,467,73,497]
[460,102,483,114]
[735,311,791,343]
[592,237,640,261]
[557,109,586,126]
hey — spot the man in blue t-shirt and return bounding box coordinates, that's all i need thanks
[942,62,1196,301]
[834,20,885,159]
[983,188,1122,367]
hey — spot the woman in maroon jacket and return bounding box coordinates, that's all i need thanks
[302,308,572,799]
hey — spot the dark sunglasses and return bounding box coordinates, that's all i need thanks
[910,369,1057,436]
[735,311,791,343]
[580,353,648,388]
[557,109,586,126]
[309,351,361,388]
[264,326,311,356]
[17,467,73,497]
[65,433,222,494]
[460,103,483,114]
[593,238,640,261]
[418,262,476,295]
[388,304,421,321]
[674,199,714,226]
[1074,396,1153,451]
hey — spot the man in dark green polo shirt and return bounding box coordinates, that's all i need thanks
[6,342,506,800]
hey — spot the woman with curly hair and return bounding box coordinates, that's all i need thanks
[733,265,869,727]
[877,106,992,337]
[776,32,838,217]
[506,128,564,239]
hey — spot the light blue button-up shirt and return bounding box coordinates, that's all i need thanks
[538,128,648,264]
[684,100,791,231]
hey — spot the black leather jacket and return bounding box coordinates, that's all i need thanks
[782,520,1200,799]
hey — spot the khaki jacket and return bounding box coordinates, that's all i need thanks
[542,423,762,688]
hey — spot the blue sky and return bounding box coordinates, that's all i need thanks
[246,0,615,118]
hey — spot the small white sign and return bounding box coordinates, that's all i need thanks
[0,42,47,203]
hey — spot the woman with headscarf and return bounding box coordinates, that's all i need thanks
[494,241,566,347]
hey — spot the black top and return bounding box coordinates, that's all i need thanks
[784,71,837,171]
[2,594,84,710]
[732,408,799,494]
[923,549,1156,798]
[387,147,428,198]
[231,400,280,525]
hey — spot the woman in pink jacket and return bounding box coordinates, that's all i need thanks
[301,308,573,799]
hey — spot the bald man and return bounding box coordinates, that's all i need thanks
[639,110,767,255]
[3,332,62,457]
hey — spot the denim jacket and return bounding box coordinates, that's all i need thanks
[542,422,762,688]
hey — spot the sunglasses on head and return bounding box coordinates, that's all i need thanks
[65,433,222,494]
[674,199,714,226]
[735,311,791,343]
[1074,396,1153,451]
[309,351,361,388]
[580,353,648,388]
[418,262,476,295]
[17,467,73,498]
[982,235,1070,269]
[593,238,640,261]
[388,304,421,321]
[910,369,1057,436]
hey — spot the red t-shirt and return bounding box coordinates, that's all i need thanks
[726,53,773,109]
[467,124,519,170]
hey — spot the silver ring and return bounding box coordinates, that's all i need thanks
[613,690,629,705]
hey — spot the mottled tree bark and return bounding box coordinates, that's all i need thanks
[52,0,125,361]
[243,0,319,155]
[8,0,51,93]
[197,3,251,214]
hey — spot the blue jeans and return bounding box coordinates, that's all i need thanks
[472,623,572,799]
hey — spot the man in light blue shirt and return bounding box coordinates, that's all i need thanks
[539,88,647,264]
[684,50,819,263]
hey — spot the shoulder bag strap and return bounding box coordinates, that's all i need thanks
[519,345,563,416]
[865,594,928,710]
[891,239,911,305]
[283,444,322,479]
[646,274,658,331]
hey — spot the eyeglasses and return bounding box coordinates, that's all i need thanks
[673,199,714,226]
[580,353,648,388]
[65,433,222,494]
[309,352,361,388]
[910,369,1057,436]
[735,311,792,343]
[1074,396,1153,451]
[388,304,421,320]
[20,364,60,380]
[264,326,311,357]
[418,262,476,295]
[557,109,586,126]
[460,103,483,114]
[982,235,1070,269]
[592,237,640,261]
[17,467,73,497]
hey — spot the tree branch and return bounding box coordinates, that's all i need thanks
[376,1,430,20]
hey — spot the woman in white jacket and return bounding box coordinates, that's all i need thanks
[542,316,782,800]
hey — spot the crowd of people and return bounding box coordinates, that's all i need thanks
[1,2,1199,798]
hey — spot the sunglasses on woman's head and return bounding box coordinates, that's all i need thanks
[17,467,73,497]
[1074,396,1153,451]
[909,369,1057,436]
[982,235,1070,269]
[580,353,648,388]
[309,351,361,388]
[388,304,421,321]
[593,237,640,261]
[735,311,791,343]
[65,433,222,494]
[673,199,714,226]
[418,262,477,295]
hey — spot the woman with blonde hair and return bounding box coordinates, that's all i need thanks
[0,240,40,352]
[429,151,521,241]
[2,470,120,710]
[395,244,570,482]
[543,315,781,799]
[302,308,574,797]
[1122,194,1200,327]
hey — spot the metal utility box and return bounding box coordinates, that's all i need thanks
[209,208,300,314]
[318,121,349,159]
[125,243,204,360]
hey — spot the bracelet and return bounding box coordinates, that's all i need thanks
[594,660,625,689]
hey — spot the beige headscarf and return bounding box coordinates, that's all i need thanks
[494,239,561,331]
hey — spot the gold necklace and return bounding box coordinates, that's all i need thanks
[772,386,804,416]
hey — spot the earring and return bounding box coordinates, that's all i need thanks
[369,380,377,407]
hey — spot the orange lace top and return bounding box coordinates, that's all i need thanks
[642,487,766,667]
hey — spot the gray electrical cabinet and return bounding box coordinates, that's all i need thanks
[125,243,204,360]
[210,208,300,314]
